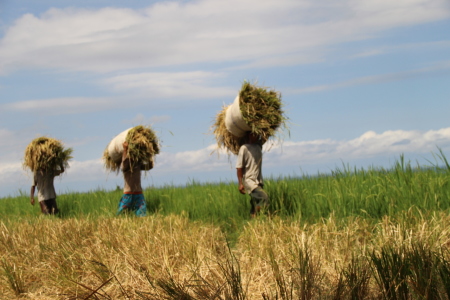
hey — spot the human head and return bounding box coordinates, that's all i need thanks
[245,131,260,144]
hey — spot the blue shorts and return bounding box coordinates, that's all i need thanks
[117,193,147,217]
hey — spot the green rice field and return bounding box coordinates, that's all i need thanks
[1,152,450,299]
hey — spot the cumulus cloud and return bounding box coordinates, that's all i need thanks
[64,158,105,182]
[263,127,450,167]
[128,127,450,175]
[102,71,234,99]
[0,0,448,74]
[2,127,450,197]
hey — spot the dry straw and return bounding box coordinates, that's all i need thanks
[212,81,287,155]
[212,105,247,155]
[23,137,73,172]
[103,125,160,172]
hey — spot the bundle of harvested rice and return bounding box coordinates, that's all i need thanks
[212,105,246,155]
[212,81,287,155]
[103,125,160,172]
[239,81,286,139]
[23,137,73,172]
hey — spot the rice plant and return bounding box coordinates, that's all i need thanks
[371,245,410,300]
[334,255,371,300]
[1,152,450,298]
[1,258,25,296]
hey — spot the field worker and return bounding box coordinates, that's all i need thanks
[236,131,269,217]
[30,164,64,215]
[117,141,147,216]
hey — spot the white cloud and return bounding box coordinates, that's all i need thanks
[0,0,448,74]
[1,97,113,114]
[288,60,450,94]
[123,113,172,126]
[2,127,450,197]
[263,127,450,167]
[64,158,105,181]
[0,71,235,115]
[103,71,234,99]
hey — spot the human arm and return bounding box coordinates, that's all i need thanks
[236,145,247,195]
[30,185,35,205]
[122,141,129,160]
[237,168,246,194]
[55,163,65,176]
[121,141,131,172]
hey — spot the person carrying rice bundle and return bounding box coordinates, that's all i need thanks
[236,131,268,218]
[23,137,73,215]
[212,81,287,217]
[103,125,160,217]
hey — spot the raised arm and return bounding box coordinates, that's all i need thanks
[121,141,131,172]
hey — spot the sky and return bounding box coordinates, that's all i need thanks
[0,0,450,198]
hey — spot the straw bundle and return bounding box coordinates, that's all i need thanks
[212,105,246,155]
[23,137,73,172]
[239,81,286,139]
[103,125,160,172]
[212,81,287,155]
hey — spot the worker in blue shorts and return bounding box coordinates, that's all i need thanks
[117,141,147,216]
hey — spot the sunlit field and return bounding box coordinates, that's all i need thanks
[1,153,450,299]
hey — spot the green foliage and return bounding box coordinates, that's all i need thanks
[3,154,450,228]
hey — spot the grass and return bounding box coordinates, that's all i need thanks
[4,155,450,224]
[1,154,450,298]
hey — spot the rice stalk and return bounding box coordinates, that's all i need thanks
[103,125,160,172]
[437,248,450,299]
[126,125,160,170]
[217,243,247,300]
[335,255,371,300]
[291,244,324,300]
[154,270,196,300]
[370,245,410,300]
[102,147,117,173]
[239,81,287,142]
[211,81,287,155]
[1,258,26,296]
[406,243,441,299]
[23,137,73,172]
[212,105,246,155]
[268,247,294,300]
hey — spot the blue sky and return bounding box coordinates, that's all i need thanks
[1,0,450,198]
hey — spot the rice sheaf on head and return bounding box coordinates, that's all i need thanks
[103,125,160,172]
[239,81,286,141]
[23,137,73,172]
[125,125,160,170]
[212,105,246,155]
[212,81,287,155]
